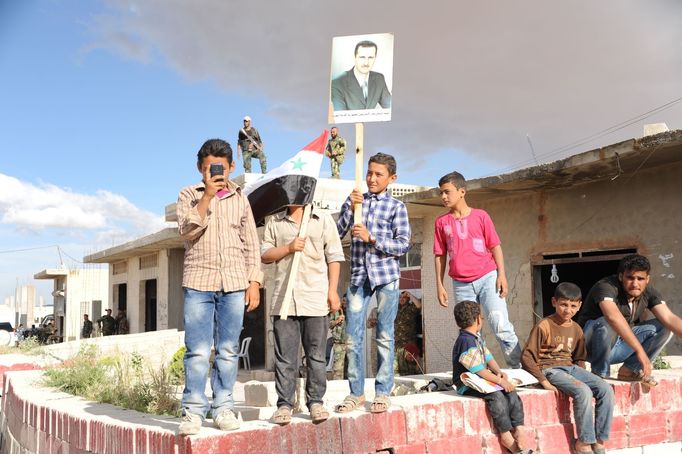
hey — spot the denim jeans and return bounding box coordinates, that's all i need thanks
[543,365,614,443]
[181,288,245,418]
[452,270,521,368]
[273,315,328,410]
[346,280,400,397]
[583,316,671,377]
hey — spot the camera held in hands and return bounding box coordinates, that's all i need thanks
[210,163,224,182]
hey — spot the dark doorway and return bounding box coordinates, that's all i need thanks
[144,279,157,332]
[117,283,127,311]
[240,288,266,368]
[533,248,637,321]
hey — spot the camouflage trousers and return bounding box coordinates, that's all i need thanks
[394,346,422,376]
[243,149,267,173]
[330,155,344,179]
[331,342,347,380]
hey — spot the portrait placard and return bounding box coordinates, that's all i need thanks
[328,33,394,124]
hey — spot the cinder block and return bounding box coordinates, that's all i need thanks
[392,442,427,454]
[147,429,178,454]
[536,423,574,454]
[338,408,407,453]
[460,396,493,435]
[650,378,680,412]
[426,435,482,454]
[629,412,667,447]
[669,410,682,441]
[400,395,465,443]
[605,415,628,450]
[243,380,278,407]
[519,390,565,427]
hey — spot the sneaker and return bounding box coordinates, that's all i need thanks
[214,409,240,431]
[177,411,203,436]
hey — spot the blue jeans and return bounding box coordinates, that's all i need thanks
[583,316,671,377]
[543,366,614,443]
[181,288,245,418]
[345,280,399,397]
[452,270,521,368]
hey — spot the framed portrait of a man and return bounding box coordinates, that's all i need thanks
[328,33,394,124]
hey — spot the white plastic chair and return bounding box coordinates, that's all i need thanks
[237,337,252,370]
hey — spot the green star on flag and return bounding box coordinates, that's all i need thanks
[290,157,306,170]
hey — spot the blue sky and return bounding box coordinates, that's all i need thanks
[1,0,681,306]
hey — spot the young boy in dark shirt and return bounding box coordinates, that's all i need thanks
[453,301,531,454]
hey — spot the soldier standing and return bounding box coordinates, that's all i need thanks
[325,127,346,179]
[237,116,267,173]
[97,309,117,336]
[81,314,93,338]
[329,296,348,380]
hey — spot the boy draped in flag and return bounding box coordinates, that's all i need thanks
[335,153,411,414]
[261,204,344,425]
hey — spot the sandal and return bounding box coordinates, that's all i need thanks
[272,406,292,426]
[370,395,390,414]
[617,366,658,388]
[309,403,330,424]
[335,395,364,413]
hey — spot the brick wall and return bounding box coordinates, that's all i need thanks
[2,370,682,453]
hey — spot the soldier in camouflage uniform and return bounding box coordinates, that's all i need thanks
[328,296,347,380]
[238,116,267,173]
[393,291,422,375]
[97,309,117,336]
[325,127,346,179]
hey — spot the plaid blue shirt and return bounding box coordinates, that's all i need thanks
[337,191,411,289]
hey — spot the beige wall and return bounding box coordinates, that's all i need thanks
[418,160,682,372]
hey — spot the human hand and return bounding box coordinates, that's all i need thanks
[540,380,559,394]
[338,314,345,323]
[496,274,508,298]
[202,168,226,198]
[287,237,306,254]
[637,352,652,378]
[245,282,260,312]
[328,290,341,313]
[499,378,516,393]
[352,224,372,243]
[437,284,449,307]
[349,189,364,205]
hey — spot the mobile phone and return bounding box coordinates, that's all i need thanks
[210,163,224,180]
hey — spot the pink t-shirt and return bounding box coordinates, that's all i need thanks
[433,208,500,283]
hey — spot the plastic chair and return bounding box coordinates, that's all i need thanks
[237,337,252,370]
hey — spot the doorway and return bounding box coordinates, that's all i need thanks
[240,288,265,368]
[532,248,637,320]
[144,279,157,332]
[116,283,127,311]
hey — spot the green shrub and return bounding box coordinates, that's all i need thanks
[169,346,186,385]
[42,346,180,416]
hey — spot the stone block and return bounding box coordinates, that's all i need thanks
[669,410,682,441]
[244,380,278,407]
[426,434,482,454]
[536,423,574,454]
[399,393,465,443]
[338,408,407,453]
[629,412,667,447]
[605,415,629,450]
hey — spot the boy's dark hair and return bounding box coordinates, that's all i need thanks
[453,300,480,329]
[438,171,467,189]
[554,282,582,301]
[618,254,650,275]
[354,40,378,56]
[368,152,397,175]
[197,139,233,165]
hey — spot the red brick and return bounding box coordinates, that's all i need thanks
[650,377,680,412]
[392,442,427,454]
[629,412,667,447]
[536,424,574,454]
[135,426,148,454]
[402,397,465,443]
[669,410,682,441]
[628,382,655,415]
[519,390,565,427]
[604,415,628,450]
[338,409,407,453]
[460,396,493,435]
[426,435,483,454]
[89,420,105,452]
[185,427,280,454]
[67,414,88,450]
[105,424,135,454]
[147,429,178,454]
[610,381,632,416]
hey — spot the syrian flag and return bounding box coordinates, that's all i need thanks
[243,129,328,224]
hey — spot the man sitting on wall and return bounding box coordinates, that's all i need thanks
[577,254,682,387]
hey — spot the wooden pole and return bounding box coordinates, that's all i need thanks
[354,122,364,224]
[278,204,312,320]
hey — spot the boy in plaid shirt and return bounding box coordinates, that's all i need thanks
[335,153,411,414]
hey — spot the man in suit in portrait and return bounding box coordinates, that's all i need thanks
[331,40,392,111]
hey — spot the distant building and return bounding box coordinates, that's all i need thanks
[34,268,108,341]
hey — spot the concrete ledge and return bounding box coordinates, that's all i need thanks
[3,369,682,453]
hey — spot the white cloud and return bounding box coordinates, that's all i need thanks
[0,173,167,236]
[86,0,682,173]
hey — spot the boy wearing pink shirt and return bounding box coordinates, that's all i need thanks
[434,171,521,368]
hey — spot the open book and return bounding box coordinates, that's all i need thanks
[460,369,538,394]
